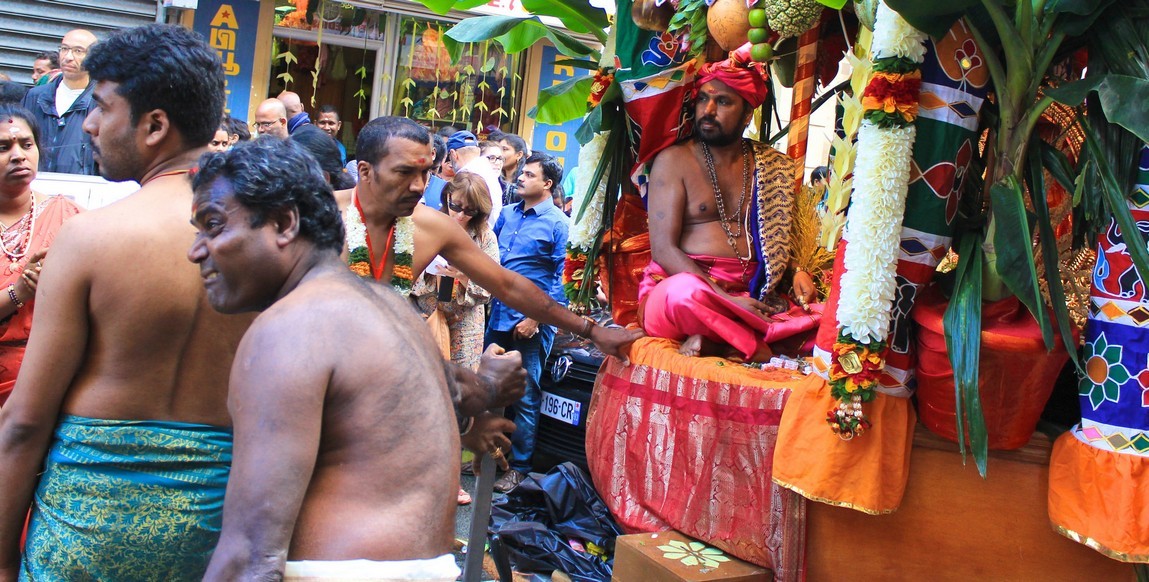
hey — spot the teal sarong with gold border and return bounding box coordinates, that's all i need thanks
[20,414,232,581]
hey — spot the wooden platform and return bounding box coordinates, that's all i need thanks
[806,426,1137,581]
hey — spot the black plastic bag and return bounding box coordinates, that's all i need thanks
[489,462,622,582]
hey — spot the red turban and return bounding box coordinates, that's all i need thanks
[695,43,769,109]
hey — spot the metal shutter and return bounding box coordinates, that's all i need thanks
[0,0,157,86]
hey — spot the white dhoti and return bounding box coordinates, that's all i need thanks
[284,554,460,582]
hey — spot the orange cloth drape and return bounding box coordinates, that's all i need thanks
[772,373,915,514]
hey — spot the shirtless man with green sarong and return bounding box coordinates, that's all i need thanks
[0,25,252,581]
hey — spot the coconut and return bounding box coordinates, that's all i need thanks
[707,0,752,51]
[631,0,674,32]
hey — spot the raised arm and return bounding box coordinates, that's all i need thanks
[202,316,326,581]
[413,206,642,360]
[0,219,92,580]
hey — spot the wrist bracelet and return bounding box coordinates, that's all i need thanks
[8,284,24,310]
[578,317,595,339]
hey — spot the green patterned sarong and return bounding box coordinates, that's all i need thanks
[20,415,232,581]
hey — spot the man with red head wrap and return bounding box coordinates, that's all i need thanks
[639,46,821,360]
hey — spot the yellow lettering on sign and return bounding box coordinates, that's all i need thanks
[555,157,565,168]
[211,4,239,28]
[220,51,240,76]
[210,29,236,51]
[553,63,575,77]
[546,131,566,151]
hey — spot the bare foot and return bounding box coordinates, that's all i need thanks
[679,334,704,357]
[748,343,774,363]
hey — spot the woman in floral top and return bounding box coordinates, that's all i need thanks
[411,172,499,373]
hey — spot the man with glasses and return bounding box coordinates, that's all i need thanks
[252,98,289,139]
[21,29,98,174]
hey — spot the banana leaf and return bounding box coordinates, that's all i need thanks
[990,176,1053,350]
[528,75,594,125]
[443,16,595,63]
[521,0,609,40]
[419,0,491,14]
[944,229,989,477]
[1026,138,1080,371]
[1045,75,1149,145]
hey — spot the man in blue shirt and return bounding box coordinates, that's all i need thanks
[487,153,568,493]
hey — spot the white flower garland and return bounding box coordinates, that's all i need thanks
[568,131,611,251]
[835,2,926,344]
[345,205,366,250]
[343,206,414,256]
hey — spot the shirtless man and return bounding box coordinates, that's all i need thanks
[0,25,251,580]
[196,138,459,581]
[642,47,819,361]
[348,117,643,371]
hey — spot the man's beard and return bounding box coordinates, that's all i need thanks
[694,116,742,147]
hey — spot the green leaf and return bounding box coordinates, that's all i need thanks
[990,177,1053,350]
[884,0,981,39]
[1028,138,1081,372]
[355,66,368,79]
[1046,0,1115,37]
[554,58,601,71]
[520,0,609,39]
[943,230,988,477]
[444,16,594,63]
[815,0,849,8]
[1046,75,1149,144]
[528,75,593,124]
[417,0,491,15]
[575,104,603,145]
[481,56,497,73]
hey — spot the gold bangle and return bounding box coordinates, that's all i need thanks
[578,317,595,339]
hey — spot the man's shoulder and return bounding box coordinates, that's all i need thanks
[22,82,54,113]
[653,140,694,161]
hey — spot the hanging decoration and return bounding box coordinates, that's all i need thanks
[827,1,925,439]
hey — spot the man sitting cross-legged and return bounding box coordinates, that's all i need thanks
[195,138,463,581]
[642,47,822,361]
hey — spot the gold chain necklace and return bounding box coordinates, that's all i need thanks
[702,140,753,269]
[0,196,35,275]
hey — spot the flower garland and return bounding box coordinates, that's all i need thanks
[345,206,415,293]
[828,2,926,439]
[564,130,611,306]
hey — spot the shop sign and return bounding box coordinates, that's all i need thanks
[193,0,261,119]
[530,44,583,176]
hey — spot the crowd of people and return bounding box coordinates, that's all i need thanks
[0,14,825,579]
[0,22,643,581]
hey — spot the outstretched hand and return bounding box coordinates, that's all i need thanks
[477,344,526,409]
[589,325,645,366]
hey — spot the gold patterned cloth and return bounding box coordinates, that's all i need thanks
[20,415,232,581]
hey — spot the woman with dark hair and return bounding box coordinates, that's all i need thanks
[0,105,83,405]
[410,172,499,506]
[290,125,356,191]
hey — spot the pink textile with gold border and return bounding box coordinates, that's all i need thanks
[638,256,823,359]
[586,338,807,580]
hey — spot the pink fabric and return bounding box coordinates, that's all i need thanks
[638,256,822,359]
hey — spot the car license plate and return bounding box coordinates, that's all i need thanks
[540,391,581,426]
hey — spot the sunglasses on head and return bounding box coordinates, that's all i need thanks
[447,200,479,217]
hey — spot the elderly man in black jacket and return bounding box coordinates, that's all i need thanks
[21,29,98,175]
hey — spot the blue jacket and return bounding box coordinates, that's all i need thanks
[22,76,96,176]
